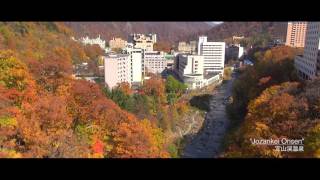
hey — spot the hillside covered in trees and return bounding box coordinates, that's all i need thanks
[210,22,287,40]
[188,22,288,48]
[224,46,320,158]
[64,22,211,45]
[0,22,170,158]
[0,22,207,158]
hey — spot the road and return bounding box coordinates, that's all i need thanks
[182,73,235,158]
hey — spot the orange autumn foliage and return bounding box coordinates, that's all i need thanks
[142,76,166,105]
[225,81,320,158]
[117,82,133,95]
[110,117,169,158]
[92,138,104,157]
[0,23,169,158]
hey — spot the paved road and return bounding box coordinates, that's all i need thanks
[182,73,235,158]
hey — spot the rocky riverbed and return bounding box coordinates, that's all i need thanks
[182,74,235,158]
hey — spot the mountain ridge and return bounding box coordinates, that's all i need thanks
[195,22,288,42]
[64,22,212,45]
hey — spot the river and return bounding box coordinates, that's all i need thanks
[182,72,236,158]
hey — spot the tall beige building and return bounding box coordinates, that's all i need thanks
[129,33,157,51]
[178,41,197,54]
[109,37,127,49]
[286,22,307,48]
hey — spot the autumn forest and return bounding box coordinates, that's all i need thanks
[0,22,320,158]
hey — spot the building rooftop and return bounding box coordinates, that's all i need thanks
[202,41,225,45]
[204,72,220,79]
[105,53,129,58]
[144,51,162,55]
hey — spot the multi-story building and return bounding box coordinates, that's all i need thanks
[178,55,204,78]
[104,47,143,89]
[125,48,143,85]
[129,33,157,51]
[178,42,190,52]
[109,37,127,50]
[177,54,205,89]
[197,36,207,55]
[104,54,131,89]
[295,22,320,80]
[178,41,197,54]
[226,44,244,60]
[144,51,167,74]
[198,36,226,74]
[286,22,307,48]
[232,36,244,43]
[78,35,106,49]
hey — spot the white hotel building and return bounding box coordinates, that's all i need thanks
[198,36,225,74]
[177,54,205,89]
[104,46,143,89]
[176,53,221,89]
[78,35,106,49]
[104,54,131,89]
[295,22,320,80]
[144,51,167,74]
[125,48,143,85]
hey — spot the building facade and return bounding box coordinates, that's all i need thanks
[129,33,157,51]
[79,35,106,49]
[232,36,244,41]
[109,37,127,49]
[178,41,197,54]
[286,22,308,48]
[144,51,167,74]
[197,36,207,55]
[178,42,190,52]
[198,36,225,74]
[125,48,143,85]
[176,54,205,89]
[226,44,244,60]
[294,22,320,80]
[178,54,204,77]
[104,54,131,89]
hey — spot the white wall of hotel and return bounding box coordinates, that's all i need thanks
[238,46,244,58]
[182,73,221,90]
[198,36,226,74]
[129,49,143,83]
[183,74,204,89]
[177,53,222,90]
[104,54,131,89]
[177,55,204,79]
[198,36,208,55]
[104,47,144,89]
[125,44,145,79]
[144,51,167,74]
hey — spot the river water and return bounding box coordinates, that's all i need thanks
[182,73,235,158]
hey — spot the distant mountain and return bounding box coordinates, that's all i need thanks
[65,22,211,45]
[189,22,288,42]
